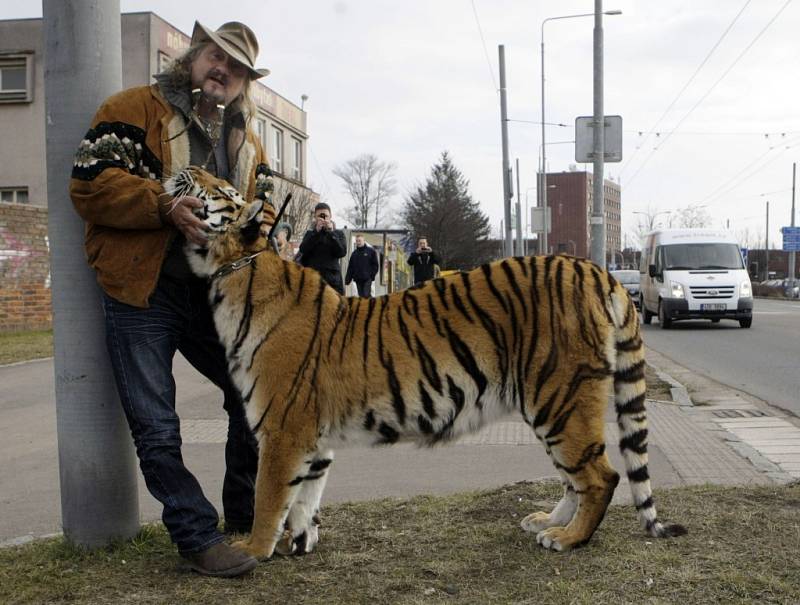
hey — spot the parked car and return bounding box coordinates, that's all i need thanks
[784,278,800,299]
[610,270,640,308]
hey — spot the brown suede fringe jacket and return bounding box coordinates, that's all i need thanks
[69,84,272,308]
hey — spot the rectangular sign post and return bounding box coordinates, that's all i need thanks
[575,115,623,163]
[782,226,800,251]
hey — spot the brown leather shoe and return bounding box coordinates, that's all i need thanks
[181,542,258,578]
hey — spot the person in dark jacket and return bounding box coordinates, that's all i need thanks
[407,237,441,284]
[345,234,380,297]
[299,202,347,294]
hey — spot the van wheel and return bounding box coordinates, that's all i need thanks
[739,318,752,328]
[658,302,672,329]
[641,296,653,324]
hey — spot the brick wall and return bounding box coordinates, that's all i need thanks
[0,203,51,332]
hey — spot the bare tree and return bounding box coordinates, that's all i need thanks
[270,176,317,238]
[333,154,397,229]
[630,204,671,246]
[672,204,712,228]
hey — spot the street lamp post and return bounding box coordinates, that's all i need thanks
[541,8,621,257]
[633,210,672,233]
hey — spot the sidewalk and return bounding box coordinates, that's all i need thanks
[1,349,797,547]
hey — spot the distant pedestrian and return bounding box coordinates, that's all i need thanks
[274,222,295,262]
[345,234,379,297]
[407,237,441,285]
[299,202,347,294]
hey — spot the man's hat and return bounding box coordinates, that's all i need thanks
[190,21,270,79]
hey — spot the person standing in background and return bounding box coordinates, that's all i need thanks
[345,234,379,297]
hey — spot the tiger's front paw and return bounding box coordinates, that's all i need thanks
[521,511,552,534]
[231,538,272,560]
[274,523,320,556]
[535,527,576,552]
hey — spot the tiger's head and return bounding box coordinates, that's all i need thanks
[164,166,251,234]
[164,167,276,279]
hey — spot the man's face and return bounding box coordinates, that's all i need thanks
[314,208,331,222]
[355,235,365,247]
[418,239,428,250]
[190,43,248,105]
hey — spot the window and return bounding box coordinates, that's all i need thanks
[0,187,29,204]
[272,127,283,174]
[0,54,33,103]
[292,138,302,181]
[255,118,267,151]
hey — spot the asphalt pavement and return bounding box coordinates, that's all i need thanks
[641,296,800,417]
[1,344,798,547]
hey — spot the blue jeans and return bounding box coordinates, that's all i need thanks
[102,276,258,554]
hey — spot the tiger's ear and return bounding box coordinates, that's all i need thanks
[239,199,264,244]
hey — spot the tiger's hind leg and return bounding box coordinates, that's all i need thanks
[274,449,334,556]
[231,432,313,560]
[527,384,620,551]
[520,470,578,534]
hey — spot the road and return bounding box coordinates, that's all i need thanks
[641,297,800,417]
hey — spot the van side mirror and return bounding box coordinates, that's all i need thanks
[648,264,658,278]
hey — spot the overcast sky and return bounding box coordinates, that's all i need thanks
[6,1,800,248]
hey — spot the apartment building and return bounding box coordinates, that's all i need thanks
[544,168,621,265]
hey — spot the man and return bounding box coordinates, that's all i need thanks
[407,237,441,285]
[345,234,380,297]
[298,202,347,294]
[70,21,273,577]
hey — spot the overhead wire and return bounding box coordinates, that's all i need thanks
[470,0,498,92]
[618,0,751,179]
[698,134,800,207]
[624,0,794,188]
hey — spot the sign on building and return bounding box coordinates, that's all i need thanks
[575,115,622,163]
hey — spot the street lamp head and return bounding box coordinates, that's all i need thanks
[604,10,623,15]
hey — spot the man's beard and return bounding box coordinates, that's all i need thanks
[202,69,228,104]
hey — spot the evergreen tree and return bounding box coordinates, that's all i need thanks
[402,152,495,271]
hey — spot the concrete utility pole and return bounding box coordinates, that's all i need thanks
[765,201,770,281]
[498,45,513,257]
[790,162,796,278]
[515,158,523,255]
[43,0,139,548]
[590,0,606,267]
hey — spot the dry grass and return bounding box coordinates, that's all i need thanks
[1,482,798,605]
[0,330,52,365]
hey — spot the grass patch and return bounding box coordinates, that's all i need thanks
[2,482,798,604]
[0,330,52,365]
[645,363,673,401]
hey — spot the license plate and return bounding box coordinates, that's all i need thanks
[701,303,726,311]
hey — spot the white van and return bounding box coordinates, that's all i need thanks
[639,229,753,329]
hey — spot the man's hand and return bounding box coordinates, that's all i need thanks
[162,196,208,246]
[315,217,330,232]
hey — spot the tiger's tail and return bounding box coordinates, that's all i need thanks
[610,286,688,539]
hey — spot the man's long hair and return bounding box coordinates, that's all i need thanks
[165,41,259,129]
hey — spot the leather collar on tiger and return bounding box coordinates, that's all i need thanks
[176,167,687,561]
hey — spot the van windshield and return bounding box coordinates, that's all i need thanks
[662,243,744,270]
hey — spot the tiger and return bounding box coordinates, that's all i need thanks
[168,166,687,560]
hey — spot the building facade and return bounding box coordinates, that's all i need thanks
[544,169,621,265]
[0,12,317,331]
